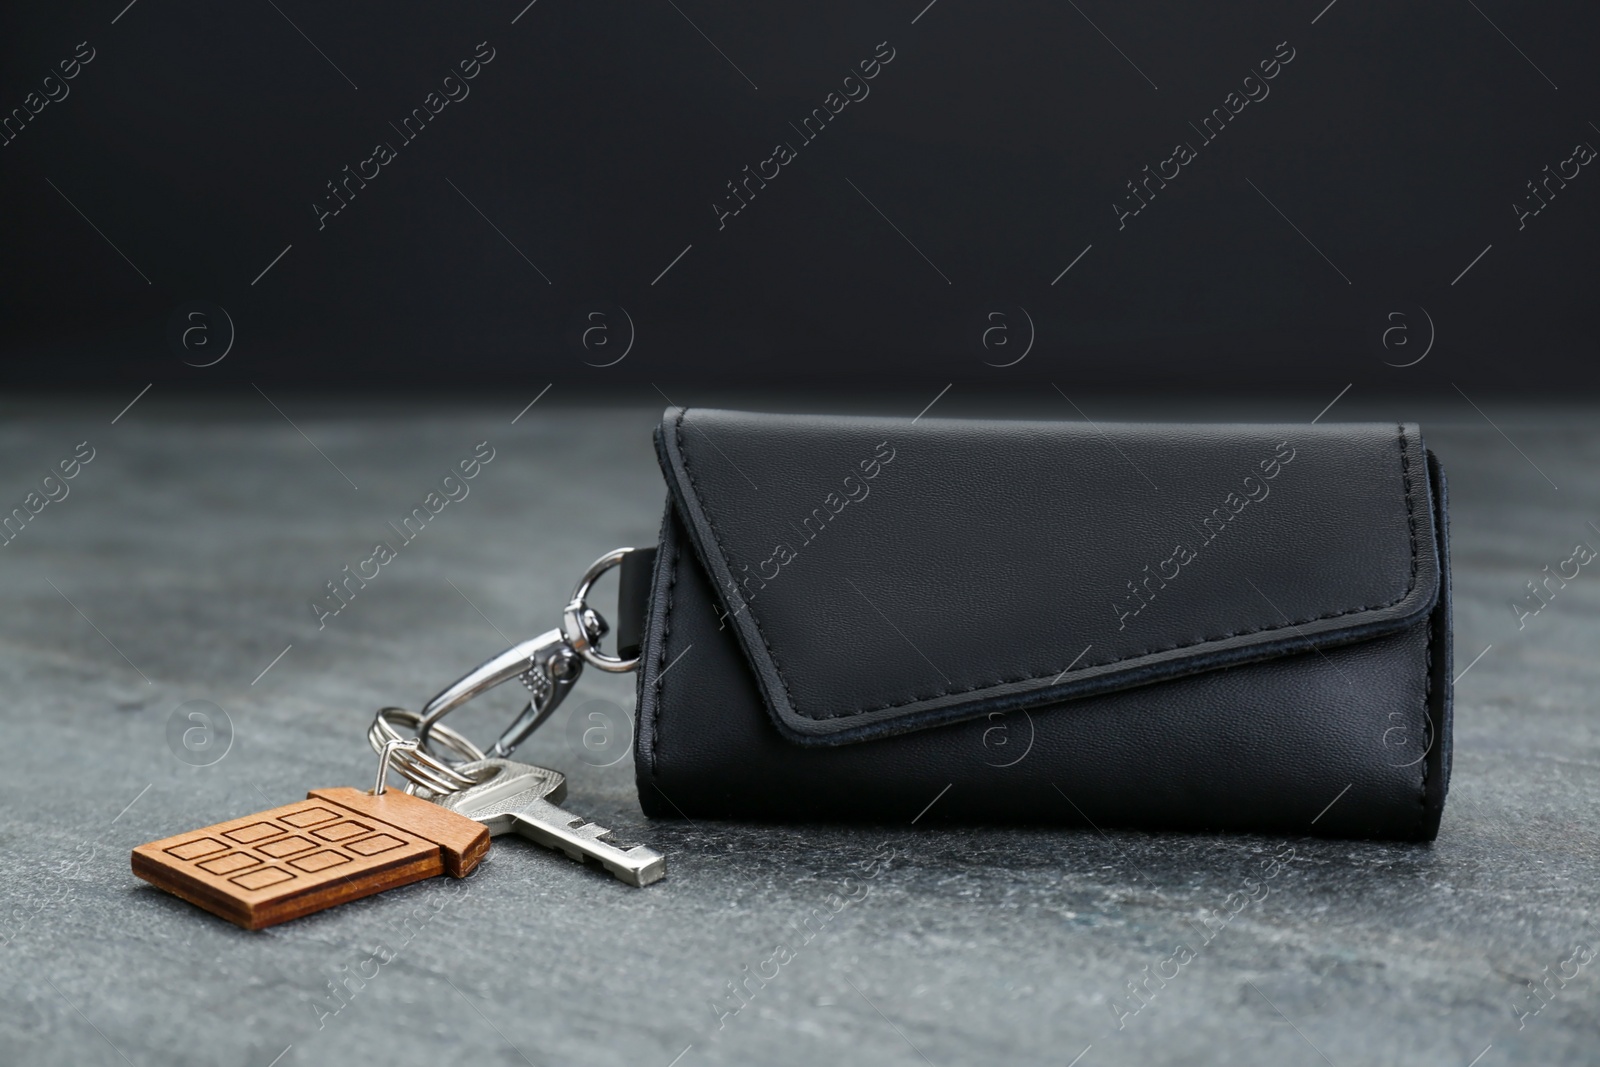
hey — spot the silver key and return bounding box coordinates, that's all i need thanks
[434,759,666,887]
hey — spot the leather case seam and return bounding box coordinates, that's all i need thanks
[674,412,1423,723]
[1417,613,1434,837]
[651,541,682,786]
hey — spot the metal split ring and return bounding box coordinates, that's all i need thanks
[368,707,490,796]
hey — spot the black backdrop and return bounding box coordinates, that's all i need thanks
[2,1,1596,392]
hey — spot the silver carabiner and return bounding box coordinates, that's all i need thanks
[415,627,584,762]
[413,548,642,763]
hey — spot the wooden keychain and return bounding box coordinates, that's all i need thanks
[131,740,490,931]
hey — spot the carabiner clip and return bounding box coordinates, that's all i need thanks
[415,626,583,762]
[412,547,649,763]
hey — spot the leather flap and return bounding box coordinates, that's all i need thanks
[654,407,1441,745]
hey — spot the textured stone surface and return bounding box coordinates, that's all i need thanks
[1,392,1596,1067]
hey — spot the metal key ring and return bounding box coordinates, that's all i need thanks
[369,707,490,795]
[369,708,482,795]
[370,709,483,795]
[562,547,640,673]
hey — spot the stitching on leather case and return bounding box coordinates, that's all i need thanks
[1417,614,1434,837]
[651,542,682,783]
[1413,446,1441,838]
[676,412,1423,722]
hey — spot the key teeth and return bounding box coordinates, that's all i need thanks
[563,846,664,888]
[445,760,667,886]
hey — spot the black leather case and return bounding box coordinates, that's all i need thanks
[634,408,1451,841]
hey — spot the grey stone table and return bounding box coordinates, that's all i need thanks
[2,390,1596,1067]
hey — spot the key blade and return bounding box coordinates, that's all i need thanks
[433,758,665,887]
[512,797,666,887]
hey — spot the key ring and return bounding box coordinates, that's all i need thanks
[369,707,489,795]
[412,548,642,764]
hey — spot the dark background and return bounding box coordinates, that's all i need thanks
[2,0,1596,392]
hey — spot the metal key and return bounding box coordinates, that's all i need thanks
[434,759,666,887]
